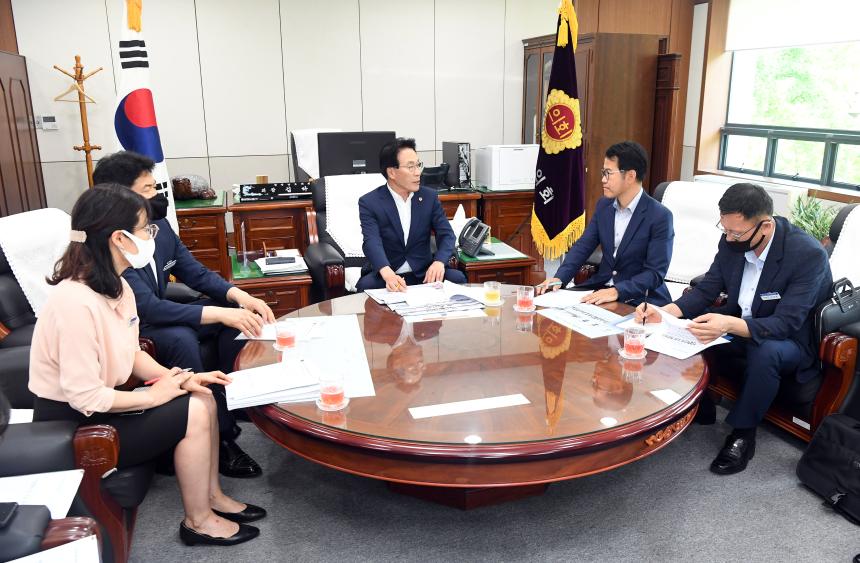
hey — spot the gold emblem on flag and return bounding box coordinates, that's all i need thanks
[541,89,582,155]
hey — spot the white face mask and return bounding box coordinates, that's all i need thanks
[119,230,156,269]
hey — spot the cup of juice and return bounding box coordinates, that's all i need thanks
[621,326,647,359]
[515,285,535,312]
[483,281,501,305]
[316,371,349,412]
[274,322,296,351]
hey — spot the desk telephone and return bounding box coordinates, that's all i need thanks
[459,218,494,258]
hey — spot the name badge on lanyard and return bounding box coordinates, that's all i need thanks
[760,292,781,301]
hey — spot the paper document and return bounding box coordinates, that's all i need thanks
[534,289,594,308]
[235,316,329,341]
[0,469,84,519]
[409,393,530,419]
[402,309,486,324]
[9,408,33,424]
[537,304,624,339]
[226,356,319,410]
[644,322,729,359]
[650,388,683,405]
[365,287,408,305]
[9,534,99,563]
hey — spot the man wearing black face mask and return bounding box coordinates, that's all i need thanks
[93,151,275,479]
[635,183,832,475]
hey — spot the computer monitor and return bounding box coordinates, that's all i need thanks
[317,131,396,177]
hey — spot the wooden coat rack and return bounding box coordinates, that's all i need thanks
[54,55,103,187]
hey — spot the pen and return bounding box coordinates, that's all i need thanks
[144,367,192,386]
[542,280,563,288]
[642,289,649,325]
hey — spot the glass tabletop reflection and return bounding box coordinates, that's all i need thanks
[236,286,705,447]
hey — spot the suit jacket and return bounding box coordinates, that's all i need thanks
[358,185,456,278]
[674,216,832,383]
[122,218,233,330]
[554,191,674,305]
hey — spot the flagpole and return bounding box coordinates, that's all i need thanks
[53,55,103,187]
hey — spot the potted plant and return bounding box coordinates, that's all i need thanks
[790,196,838,246]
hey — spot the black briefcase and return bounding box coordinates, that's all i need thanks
[796,413,860,525]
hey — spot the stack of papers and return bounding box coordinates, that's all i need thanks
[228,314,376,409]
[236,316,328,341]
[226,356,320,409]
[254,248,308,275]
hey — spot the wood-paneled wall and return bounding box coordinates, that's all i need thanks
[574,0,695,182]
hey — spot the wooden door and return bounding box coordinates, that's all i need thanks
[0,51,45,216]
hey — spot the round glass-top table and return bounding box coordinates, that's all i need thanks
[241,286,706,508]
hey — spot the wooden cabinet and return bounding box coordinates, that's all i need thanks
[228,197,312,255]
[231,274,311,318]
[175,198,230,278]
[479,190,545,285]
[438,190,480,219]
[522,33,665,218]
[459,256,537,285]
[0,51,45,217]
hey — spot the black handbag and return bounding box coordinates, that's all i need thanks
[796,413,860,525]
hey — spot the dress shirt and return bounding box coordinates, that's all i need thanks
[738,223,776,319]
[608,187,644,285]
[29,279,140,416]
[387,183,414,274]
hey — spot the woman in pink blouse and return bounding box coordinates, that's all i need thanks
[29,185,263,547]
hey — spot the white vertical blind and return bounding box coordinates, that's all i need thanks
[726,0,860,51]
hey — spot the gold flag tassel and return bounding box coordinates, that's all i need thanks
[127,0,142,32]
[531,210,585,260]
[556,0,579,50]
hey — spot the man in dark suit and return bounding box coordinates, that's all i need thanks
[637,183,832,475]
[356,137,466,292]
[93,151,275,478]
[536,141,674,306]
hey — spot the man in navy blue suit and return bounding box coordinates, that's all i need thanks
[537,141,674,306]
[637,183,832,475]
[356,138,466,292]
[93,151,275,478]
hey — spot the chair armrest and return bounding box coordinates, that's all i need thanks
[813,332,858,429]
[305,242,345,290]
[164,282,202,304]
[0,505,51,561]
[73,425,123,525]
[572,248,602,285]
[0,421,77,477]
[41,516,100,551]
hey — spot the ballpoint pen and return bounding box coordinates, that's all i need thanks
[144,367,192,386]
[542,280,563,288]
[642,289,649,325]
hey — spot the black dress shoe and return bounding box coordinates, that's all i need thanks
[710,434,756,475]
[219,439,262,479]
[179,521,260,546]
[213,503,267,523]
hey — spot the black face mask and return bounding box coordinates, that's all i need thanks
[148,193,169,221]
[725,220,767,254]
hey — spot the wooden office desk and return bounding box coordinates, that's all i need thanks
[457,241,537,285]
[228,195,312,255]
[174,192,230,278]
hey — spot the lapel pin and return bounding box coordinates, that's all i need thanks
[419,197,423,202]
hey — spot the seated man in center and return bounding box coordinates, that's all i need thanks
[356,137,467,292]
[536,140,674,306]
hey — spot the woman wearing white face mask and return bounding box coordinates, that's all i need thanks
[28,184,263,547]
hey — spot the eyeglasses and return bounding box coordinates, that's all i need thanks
[399,161,425,172]
[601,168,626,179]
[715,219,769,241]
[136,223,160,239]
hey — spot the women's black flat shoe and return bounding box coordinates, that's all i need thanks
[212,503,267,523]
[179,521,260,546]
